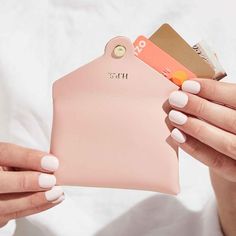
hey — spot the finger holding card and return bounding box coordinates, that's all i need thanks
[182,78,236,108]
[168,88,236,135]
[168,79,236,160]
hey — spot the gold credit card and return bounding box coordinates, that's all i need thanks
[149,24,215,78]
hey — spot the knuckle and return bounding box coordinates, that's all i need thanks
[18,173,29,191]
[192,122,205,139]
[195,99,207,116]
[205,80,217,96]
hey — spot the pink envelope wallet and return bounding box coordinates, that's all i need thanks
[50,36,180,194]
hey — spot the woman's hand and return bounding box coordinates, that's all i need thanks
[168,79,236,236]
[0,143,64,228]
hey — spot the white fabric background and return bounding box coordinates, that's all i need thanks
[0,0,235,235]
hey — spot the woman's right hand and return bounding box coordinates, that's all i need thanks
[0,142,64,228]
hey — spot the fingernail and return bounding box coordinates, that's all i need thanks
[169,110,188,125]
[171,128,186,143]
[52,194,65,204]
[41,155,59,172]
[182,80,201,94]
[169,91,188,108]
[45,186,64,202]
[38,173,56,188]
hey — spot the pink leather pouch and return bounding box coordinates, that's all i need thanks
[51,36,180,194]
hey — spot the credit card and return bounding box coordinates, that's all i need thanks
[192,41,227,80]
[149,24,215,78]
[134,35,196,86]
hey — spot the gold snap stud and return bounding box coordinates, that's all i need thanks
[113,45,126,58]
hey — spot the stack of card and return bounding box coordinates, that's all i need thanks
[133,24,226,86]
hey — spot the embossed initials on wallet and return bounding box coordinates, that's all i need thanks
[50,36,180,194]
[108,72,128,79]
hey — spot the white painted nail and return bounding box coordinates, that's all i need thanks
[38,173,56,188]
[45,186,64,202]
[41,155,59,172]
[169,91,188,108]
[169,110,188,125]
[171,128,186,143]
[182,80,201,94]
[52,194,65,204]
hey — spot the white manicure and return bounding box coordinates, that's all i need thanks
[169,91,188,108]
[169,110,188,125]
[182,80,201,94]
[171,128,186,143]
[38,173,56,188]
[45,186,64,202]
[52,194,65,204]
[41,155,59,172]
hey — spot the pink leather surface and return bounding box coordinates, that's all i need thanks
[51,36,180,194]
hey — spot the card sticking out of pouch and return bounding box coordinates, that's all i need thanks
[149,24,215,78]
[134,35,196,86]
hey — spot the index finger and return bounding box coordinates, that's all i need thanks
[0,142,59,172]
[182,79,236,109]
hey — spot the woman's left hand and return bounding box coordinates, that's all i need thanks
[168,79,236,236]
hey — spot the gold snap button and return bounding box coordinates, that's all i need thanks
[113,45,126,58]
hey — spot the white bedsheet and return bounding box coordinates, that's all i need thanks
[0,0,235,235]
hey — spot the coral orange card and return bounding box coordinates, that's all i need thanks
[134,35,196,85]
